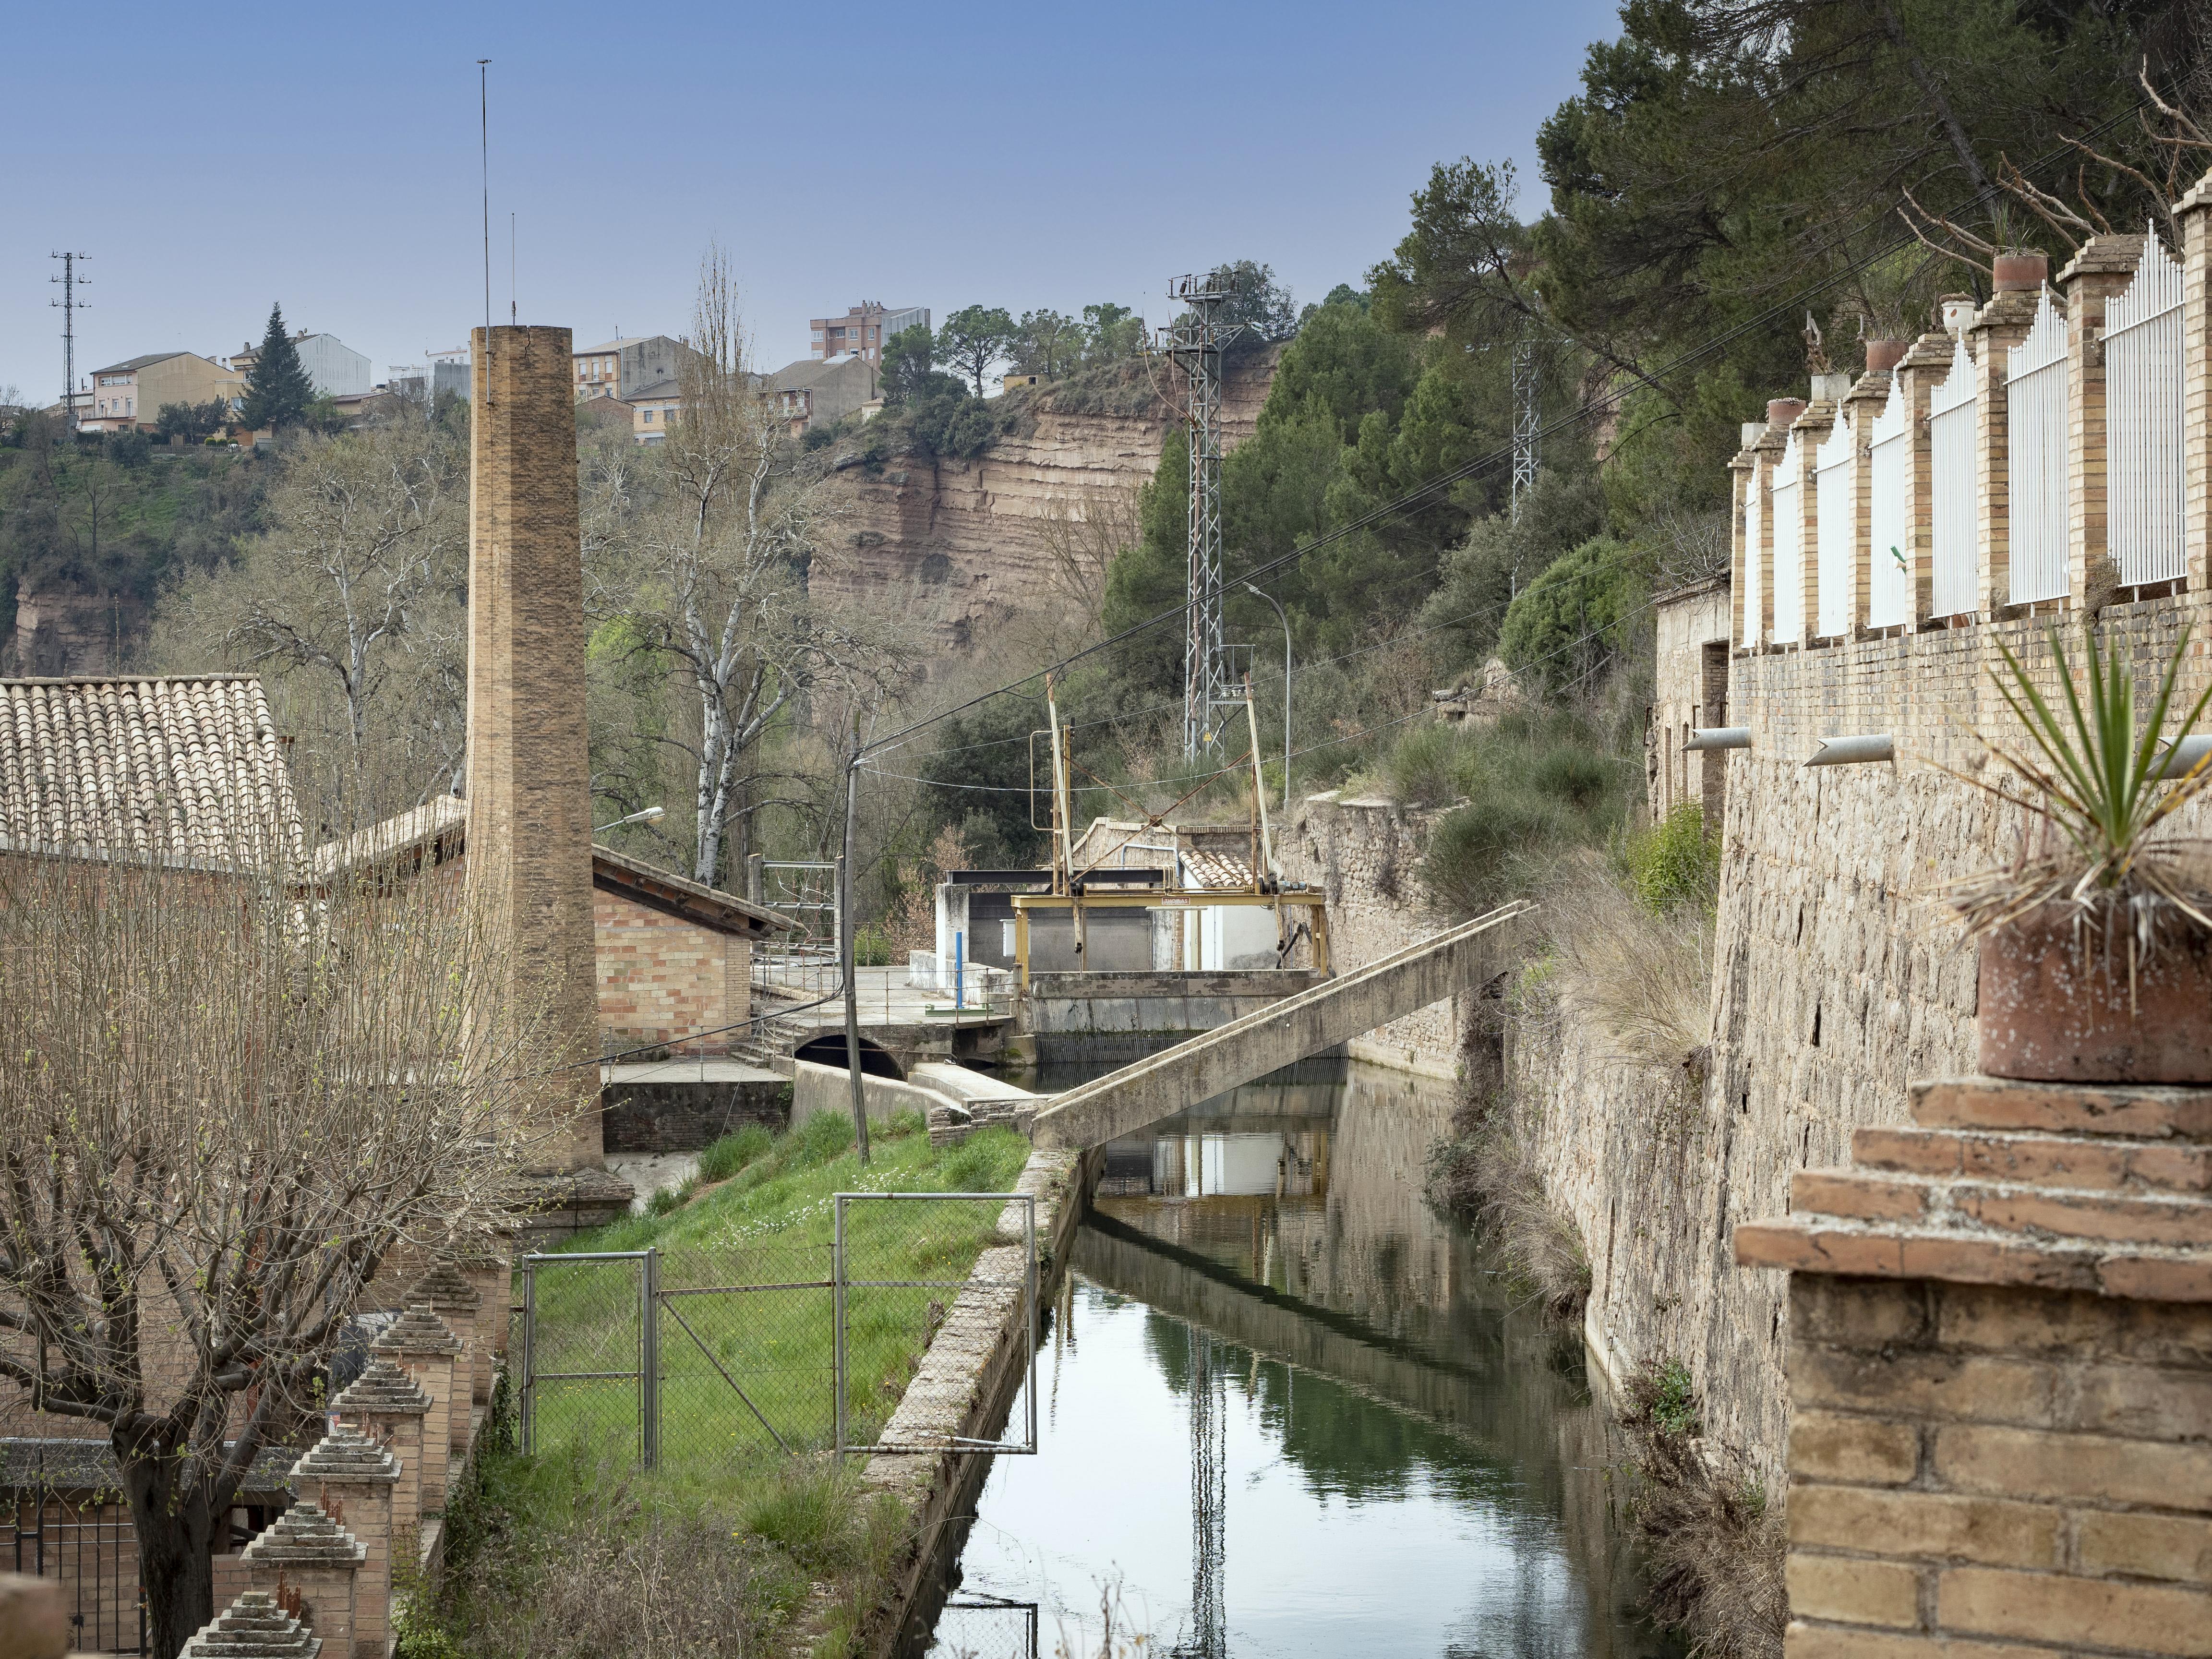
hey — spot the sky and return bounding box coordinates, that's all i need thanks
[0,0,1624,403]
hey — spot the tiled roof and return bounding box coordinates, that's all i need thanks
[0,675,301,866]
[1181,848,1256,890]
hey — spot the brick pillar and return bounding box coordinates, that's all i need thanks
[467,323,602,1174]
[1753,402,1802,645]
[1968,274,2046,615]
[0,1574,70,1659]
[287,1430,398,1659]
[178,1589,321,1659]
[370,1306,461,1513]
[1894,330,1953,624]
[1788,395,1836,642]
[330,1358,432,1548]
[411,1262,489,1415]
[453,1230,514,1365]
[1729,435,1757,649]
[2059,235,2149,605]
[2179,169,2212,593]
[240,1501,365,1658]
[1836,360,1896,634]
[1737,1074,2212,1654]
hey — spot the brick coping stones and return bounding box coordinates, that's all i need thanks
[239,1502,365,1569]
[329,1358,430,1417]
[289,1427,399,1487]
[179,1590,321,1658]
[408,1263,481,1312]
[370,1304,463,1355]
[1736,1076,2212,1302]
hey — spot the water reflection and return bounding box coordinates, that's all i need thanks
[931,1059,1670,1659]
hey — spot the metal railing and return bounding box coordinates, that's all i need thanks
[2109,234,2186,588]
[2007,287,2070,605]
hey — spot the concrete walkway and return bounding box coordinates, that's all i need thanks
[1026,902,1534,1150]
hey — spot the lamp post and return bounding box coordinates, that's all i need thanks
[1244,582,1291,812]
[594,804,664,833]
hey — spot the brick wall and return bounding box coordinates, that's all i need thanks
[592,885,750,1054]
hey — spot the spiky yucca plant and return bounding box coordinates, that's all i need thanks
[1951,623,2212,941]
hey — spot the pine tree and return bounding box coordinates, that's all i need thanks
[240,303,315,431]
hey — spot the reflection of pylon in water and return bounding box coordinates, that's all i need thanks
[1174,1323,1228,1659]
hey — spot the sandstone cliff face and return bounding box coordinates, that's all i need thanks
[811,346,1279,657]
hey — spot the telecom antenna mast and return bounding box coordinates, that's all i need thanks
[50,252,89,423]
[1159,270,1246,758]
[1510,338,1539,522]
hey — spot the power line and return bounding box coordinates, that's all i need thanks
[856,99,2146,770]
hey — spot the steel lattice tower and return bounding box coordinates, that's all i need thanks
[1160,272,1246,758]
[50,252,88,423]
[1510,338,1539,522]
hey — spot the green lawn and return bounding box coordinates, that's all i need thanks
[525,1110,1032,1482]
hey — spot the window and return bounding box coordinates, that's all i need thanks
[642,409,654,423]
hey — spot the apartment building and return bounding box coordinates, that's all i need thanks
[81,352,243,433]
[809,303,927,364]
[768,355,880,434]
[231,331,373,397]
[574,335,694,400]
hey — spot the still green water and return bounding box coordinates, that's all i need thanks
[927,1058,1674,1659]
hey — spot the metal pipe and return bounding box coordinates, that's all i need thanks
[2150,735,2212,781]
[1685,727,1752,752]
[840,753,870,1167]
[1805,733,1896,767]
[639,1247,659,1470]
[1244,582,1292,811]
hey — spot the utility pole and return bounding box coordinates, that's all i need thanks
[1158,271,1246,759]
[1510,338,1539,523]
[50,252,88,424]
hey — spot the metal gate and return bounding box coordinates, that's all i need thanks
[520,1192,1036,1467]
[834,1192,1037,1457]
[932,1594,1040,1658]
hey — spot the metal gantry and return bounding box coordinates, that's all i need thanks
[1158,271,1247,758]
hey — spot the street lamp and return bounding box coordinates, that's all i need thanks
[594,804,664,833]
[1243,582,1291,812]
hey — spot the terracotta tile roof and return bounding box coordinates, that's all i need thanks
[0,675,301,866]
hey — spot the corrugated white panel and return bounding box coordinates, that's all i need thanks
[2107,236,2185,586]
[1929,335,1980,617]
[1742,462,1763,648]
[1771,431,1805,645]
[1867,378,1912,627]
[2006,288,2070,604]
[1815,410,1857,637]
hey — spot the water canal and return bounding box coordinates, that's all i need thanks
[924,1058,1674,1659]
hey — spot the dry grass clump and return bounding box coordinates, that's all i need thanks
[1546,872,1713,1097]
[1621,1360,1787,1659]
[1426,1101,1592,1323]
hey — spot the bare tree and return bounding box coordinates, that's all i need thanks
[155,412,467,833]
[587,244,902,886]
[0,826,542,1659]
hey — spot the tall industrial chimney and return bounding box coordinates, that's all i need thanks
[466,325,603,1175]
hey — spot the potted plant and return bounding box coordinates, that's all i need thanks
[1955,624,2212,1082]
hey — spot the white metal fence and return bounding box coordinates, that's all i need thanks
[1771,430,1806,645]
[2108,234,2186,587]
[1930,335,1980,617]
[2007,288,2070,604]
[1815,410,1856,638]
[1867,377,1912,627]
[1742,457,1764,647]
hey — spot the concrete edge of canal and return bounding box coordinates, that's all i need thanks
[858,1140,1103,1659]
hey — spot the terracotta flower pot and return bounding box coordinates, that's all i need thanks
[1978,904,2212,1083]
[1992,252,2049,293]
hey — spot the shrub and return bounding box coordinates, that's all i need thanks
[854,923,892,967]
[1425,1102,1591,1323]
[697,1123,772,1184]
[1622,1359,1786,1658]
[1627,803,1719,914]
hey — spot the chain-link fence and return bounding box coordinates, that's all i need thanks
[928,1596,1039,1659]
[834,1192,1036,1457]
[519,1193,1034,1470]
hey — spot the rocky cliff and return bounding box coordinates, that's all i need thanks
[811,347,1279,657]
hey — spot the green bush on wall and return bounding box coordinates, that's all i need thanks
[1626,804,1719,915]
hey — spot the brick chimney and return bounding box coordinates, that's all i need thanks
[466,325,602,1173]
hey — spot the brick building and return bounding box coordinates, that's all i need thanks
[81,351,244,433]
[809,302,928,364]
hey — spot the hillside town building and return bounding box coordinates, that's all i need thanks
[80,352,243,433]
[810,301,927,364]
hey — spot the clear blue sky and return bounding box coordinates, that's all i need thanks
[1,0,1623,402]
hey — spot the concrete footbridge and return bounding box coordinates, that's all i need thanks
[1026,902,1535,1149]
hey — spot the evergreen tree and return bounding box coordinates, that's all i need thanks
[239,304,314,432]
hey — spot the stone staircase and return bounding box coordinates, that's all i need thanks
[734,999,813,1071]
